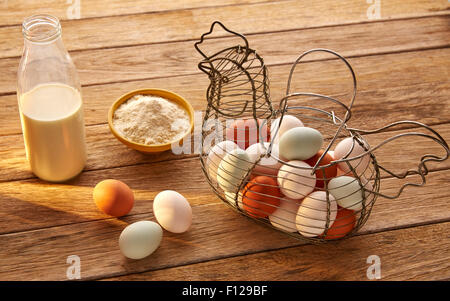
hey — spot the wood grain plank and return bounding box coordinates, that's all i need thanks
[1,0,448,59]
[106,222,450,281]
[1,47,449,182]
[0,141,449,236]
[1,15,449,95]
[1,47,449,136]
[1,0,448,283]
[0,0,275,26]
[0,168,448,280]
[1,110,449,183]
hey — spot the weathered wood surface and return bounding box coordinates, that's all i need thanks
[1,15,449,95]
[0,169,448,280]
[0,0,276,26]
[0,0,448,281]
[1,119,448,182]
[2,47,449,134]
[107,222,450,281]
[0,0,448,59]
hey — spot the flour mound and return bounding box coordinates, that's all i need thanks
[113,94,190,145]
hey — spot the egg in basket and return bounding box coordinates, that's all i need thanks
[195,21,450,243]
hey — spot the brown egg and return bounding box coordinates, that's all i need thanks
[93,179,134,217]
[304,149,337,188]
[242,176,281,218]
[225,119,270,149]
[323,208,356,240]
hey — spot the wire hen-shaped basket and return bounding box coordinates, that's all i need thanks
[195,21,449,243]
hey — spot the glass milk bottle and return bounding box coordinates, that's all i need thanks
[17,14,86,182]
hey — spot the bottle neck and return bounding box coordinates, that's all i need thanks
[21,14,67,61]
[22,14,62,44]
[23,34,64,50]
[18,14,80,95]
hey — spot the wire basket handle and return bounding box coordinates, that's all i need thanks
[279,49,358,172]
[348,120,450,199]
[285,48,357,112]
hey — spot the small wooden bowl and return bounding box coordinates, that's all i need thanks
[108,88,194,153]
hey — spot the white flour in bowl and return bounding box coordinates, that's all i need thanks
[113,94,191,145]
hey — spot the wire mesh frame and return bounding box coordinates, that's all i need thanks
[195,21,273,120]
[195,21,450,244]
[199,105,381,243]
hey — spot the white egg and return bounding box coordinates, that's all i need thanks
[224,191,244,210]
[206,140,239,181]
[119,221,163,260]
[269,197,301,232]
[217,148,253,192]
[334,137,370,175]
[153,190,192,233]
[277,160,316,199]
[246,142,282,176]
[296,191,337,237]
[271,115,304,144]
[279,127,323,161]
[328,176,365,211]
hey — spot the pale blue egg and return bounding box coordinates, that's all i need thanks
[328,176,364,211]
[279,127,323,160]
[119,221,163,260]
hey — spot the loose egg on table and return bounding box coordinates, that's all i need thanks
[217,148,253,192]
[270,115,303,144]
[225,119,270,149]
[269,197,301,232]
[246,142,282,176]
[119,221,163,260]
[328,176,366,211]
[242,176,281,218]
[334,137,370,175]
[277,160,316,199]
[279,127,323,161]
[304,149,338,188]
[153,190,192,233]
[296,191,337,237]
[93,179,134,217]
[206,140,239,181]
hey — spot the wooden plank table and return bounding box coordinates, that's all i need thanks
[0,0,449,281]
